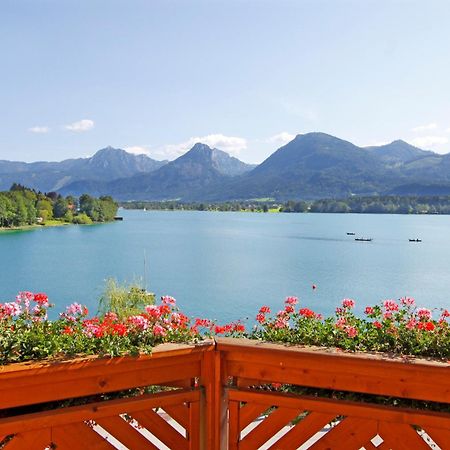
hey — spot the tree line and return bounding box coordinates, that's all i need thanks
[120,195,450,215]
[0,184,118,228]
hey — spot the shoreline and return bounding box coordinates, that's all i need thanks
[0,221,71,233]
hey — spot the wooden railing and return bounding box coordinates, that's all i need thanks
[0,338,449,449]
[217,338,450,450]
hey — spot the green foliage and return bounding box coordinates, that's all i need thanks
[79,194,118,222]
[98,278,155,319]
[71,213,93,224]
[0,186,118,229]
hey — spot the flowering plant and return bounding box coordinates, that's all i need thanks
[252,296,450,358]
[0,293,244,364]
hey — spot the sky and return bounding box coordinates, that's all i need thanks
[1,0,450,164]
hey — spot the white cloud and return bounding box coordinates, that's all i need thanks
[408,136,449,149]
[28,126,50,134]
[156,134,248,159]
[411,123,437,132]
[124,145,151,156]
[267,132,295,146]
[64,119,94,132]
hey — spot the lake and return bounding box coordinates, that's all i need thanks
[0,210,448,323]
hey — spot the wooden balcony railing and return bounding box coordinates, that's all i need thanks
[0,338,449,449]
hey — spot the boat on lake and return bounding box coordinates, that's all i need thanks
[355,237,372,242]
[409,238,422,242]
[346,232,355,235]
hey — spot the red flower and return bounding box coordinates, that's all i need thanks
[62,326,74,335]
[34,293,49,305]
[256,313,266,324]
[342,298,355,309]
[373,321,382,329]
[112,323,128,336]
[299,308,316,319]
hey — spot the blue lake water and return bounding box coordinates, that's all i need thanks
[0,210,449,322]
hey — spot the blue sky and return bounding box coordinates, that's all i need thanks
[1,0,450,163]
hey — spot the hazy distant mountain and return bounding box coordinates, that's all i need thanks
[3,133,450,200]
[0,147,167,192]
[365,140,433,166]
[61,143,255,199]
[206,133,391,200]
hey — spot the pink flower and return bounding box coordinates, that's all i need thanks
[406,318,416,330]
[383,300,399,312]
[128,315,149,330]
[335,317,346,329]
[417,308,432,320]
[60,302,88,321]
[2,302,22,317]
[342,299,355,309]
[161,296,176,306]
[285,297,298,306]
[152,324,166,336]
[401,297,415,306]
[344,325,358,338]
[274,318,288,329]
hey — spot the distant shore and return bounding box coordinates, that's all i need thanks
[119,195,450,215]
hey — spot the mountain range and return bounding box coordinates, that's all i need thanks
[2,133,450,200]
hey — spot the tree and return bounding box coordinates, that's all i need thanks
[53,197,68,219]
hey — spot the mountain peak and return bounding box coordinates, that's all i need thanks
[189,142,213,153]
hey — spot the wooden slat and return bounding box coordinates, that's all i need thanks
[162,404,190,430]
[379,422,430,450]
[0,358,201,410]
[51,422,116,450]
[227,388,450,431]
[95,415,157,449]
[239,402,271,431]
[0,389,199,436]
[132,409,188,450]
[189,398,201,450]
[423,426,450,449]
[228,401,240,450]
[217,338,450,403]
[3,428,51,450]
[267,412,336,450]
[308,417,377,450]
[240,407,301,450]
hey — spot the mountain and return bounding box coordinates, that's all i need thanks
[205,133,391,200]
[61,143,255,199]
[0,147,167,192]
[3,133,450,200]
[365,140,433,166]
